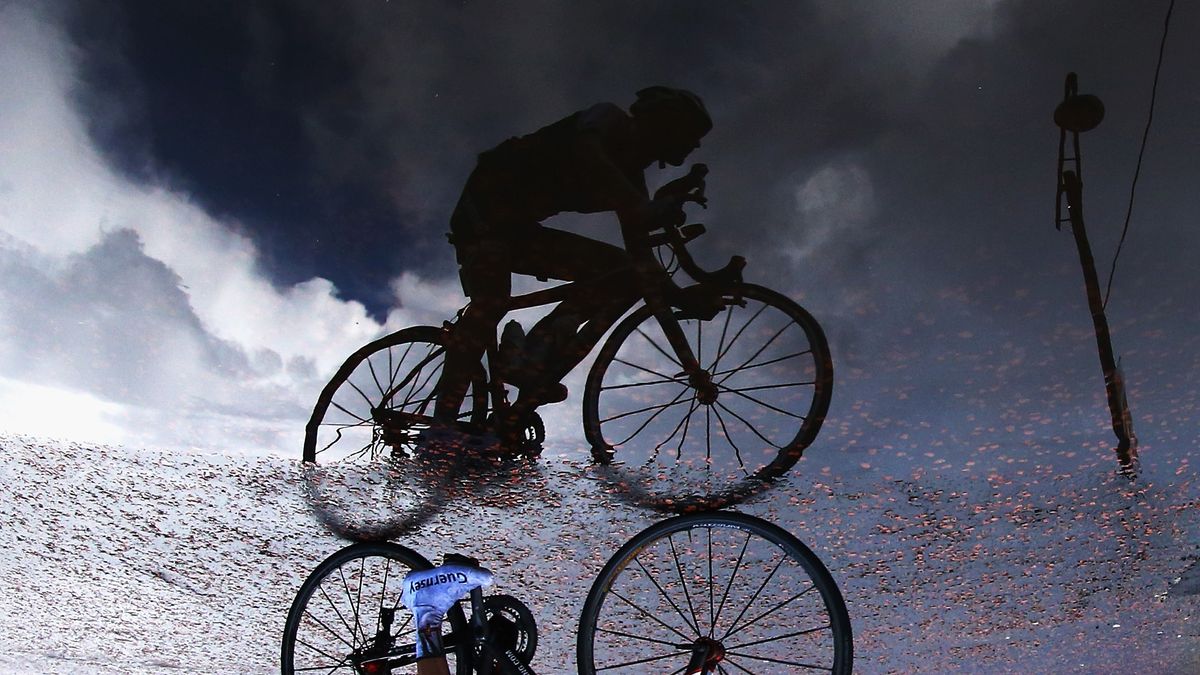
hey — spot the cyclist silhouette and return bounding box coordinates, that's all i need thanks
[434,86,713,450]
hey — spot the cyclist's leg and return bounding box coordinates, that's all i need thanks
[501,228,640,427]
[516,228,643,369]
[437,176,517,423]
[418,656,451,675]
[403,563,495,674]
[435,241,510,422]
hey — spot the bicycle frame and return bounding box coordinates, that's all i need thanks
[370,219,748,436]
[479,272,634,416]
[474,220,747,419]
[368,565,724,674]
[361,587,536,674]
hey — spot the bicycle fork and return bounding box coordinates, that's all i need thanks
[651,304,719,403]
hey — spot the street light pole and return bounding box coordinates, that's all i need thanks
[1054,73,1137,472]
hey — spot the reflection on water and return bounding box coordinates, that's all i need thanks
[303,449,561,541]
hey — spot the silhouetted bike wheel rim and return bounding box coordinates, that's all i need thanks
[577,512,852,675]
[583,284,832,511]
[281,542,472,675]
[301,326,488,538]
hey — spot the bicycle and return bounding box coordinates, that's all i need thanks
[280,544,536,675]
[303,175,833,512]
[280,511,853,674]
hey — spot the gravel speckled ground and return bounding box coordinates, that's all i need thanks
[0,434,1195,673]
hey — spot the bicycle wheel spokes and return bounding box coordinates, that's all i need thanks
[317,341,443,462]
[585,285,832,510]
[301,327,491,538]
[578,513,852,675]
[306,327,487,465]
[285,546,426,674]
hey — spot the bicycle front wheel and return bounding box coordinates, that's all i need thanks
[577,512,852,675]
[583,284,832,510]
[281,542,472,675]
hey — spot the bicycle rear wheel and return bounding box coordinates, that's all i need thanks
[304,326,488,464]
[301,326,489,538]
[281,542,472,675]
[583,284,832,511]
[577,512,852,675]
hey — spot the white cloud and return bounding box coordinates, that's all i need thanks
[787,160,876,261]
[388,271,468,328]
[0,377,128,447]
[0,3,451,455]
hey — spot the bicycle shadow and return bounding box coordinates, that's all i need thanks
[301,447,561,541]
[588,460,784,513]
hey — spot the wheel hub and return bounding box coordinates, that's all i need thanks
[683,636,726,674]
[372,407,417,450]
[689,371,719,405]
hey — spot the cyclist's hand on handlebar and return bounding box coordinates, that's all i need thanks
[653,163,708,206]
[636,195,688,231]
[633,163,710,233]
[681,189,707,209]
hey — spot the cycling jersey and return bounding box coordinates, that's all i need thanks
[451,103,647,239]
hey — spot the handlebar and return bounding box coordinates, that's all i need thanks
[643,219,745,288]
[623,163,745,298]
[644,222,706,248]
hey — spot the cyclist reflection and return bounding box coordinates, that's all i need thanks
[435,87,713,451]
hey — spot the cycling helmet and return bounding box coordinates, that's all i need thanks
[630,86,713,139]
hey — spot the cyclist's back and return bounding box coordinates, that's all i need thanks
[452,103,642,238]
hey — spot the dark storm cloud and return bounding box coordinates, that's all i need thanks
[57,0,1197,446]
[870,0,1198,335]
[66,0,1196,315]
[294,1,904,236]
[65,0,934,316]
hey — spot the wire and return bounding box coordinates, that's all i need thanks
[1103,0,1175,309]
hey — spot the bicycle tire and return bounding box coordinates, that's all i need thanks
[582,283,832,511]
[577,511,852,675]
[301,326,489,539]
[281,542,472,675]
[303,326,488,464]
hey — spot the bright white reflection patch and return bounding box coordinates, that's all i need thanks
[0,377,127,446]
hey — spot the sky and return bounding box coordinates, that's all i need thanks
[0,0,1196,467]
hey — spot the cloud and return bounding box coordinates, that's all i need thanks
[388,271,467,328]
[787,159,877,261]
[812,0,1001,78]
[0,377,129,447]
[0,3,450,454]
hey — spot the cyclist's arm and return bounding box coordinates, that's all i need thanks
[571,115,685,305]
[573,139,688,233]
[573,132,650,221]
